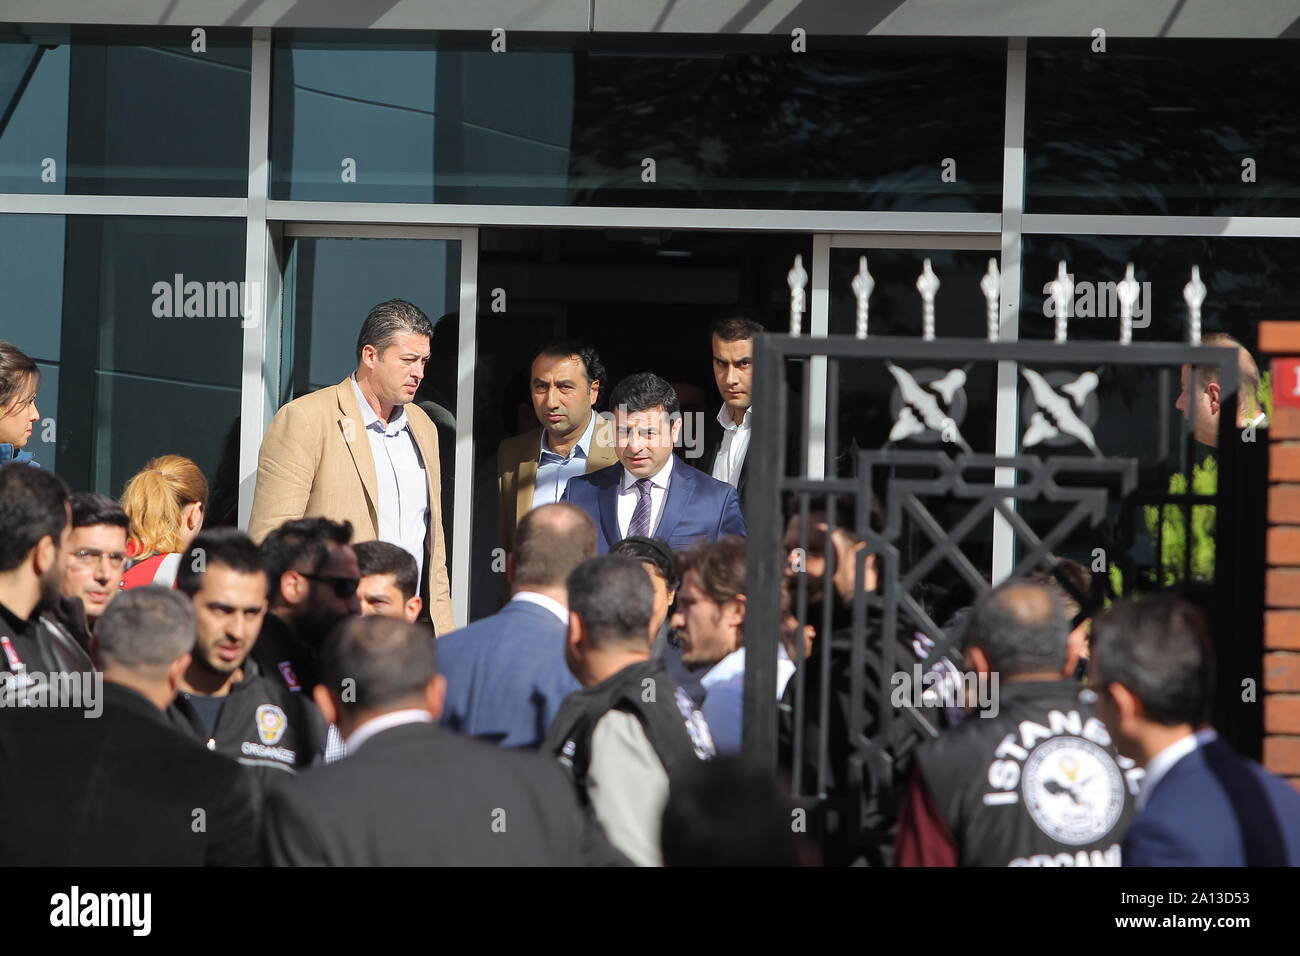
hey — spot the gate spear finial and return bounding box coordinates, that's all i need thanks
[1117,263,1139,346]
[916,258,939,342]
[852,256,874,339]
[788,255,807,337]
[1184,265,1205,346]
[1048,261,1073,343]
[981,258,1000,342]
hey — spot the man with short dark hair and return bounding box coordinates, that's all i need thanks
[0,464,91,676]
[354,540,422,622]
[262,615,619,865]
[438,503,594,748]
[0,586,259,865]
[252,517,360,696]
[672,536,793,754]
[563,371,746,553]
[1091,594,1300,866]
[895,580,1140,867]
[544,554,715,866]
[249,299,454,635]
[170,528,325,777]
[700,316,765,504]
[497,341,617,554]
[61,492,130,632]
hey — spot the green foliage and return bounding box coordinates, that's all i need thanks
[1259,369,1273,422]
[1144,457,1217,587]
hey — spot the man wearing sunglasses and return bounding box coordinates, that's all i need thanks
[253,517,361,699]
[61,492,130,635]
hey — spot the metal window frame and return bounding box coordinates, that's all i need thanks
[274,220,480,628]
[4,28,1299,628]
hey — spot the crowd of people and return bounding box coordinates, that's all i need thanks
[0,301,1296,867]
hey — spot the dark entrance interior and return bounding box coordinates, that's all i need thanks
[468,227,811,618]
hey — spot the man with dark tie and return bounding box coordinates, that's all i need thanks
[562,372,746,553]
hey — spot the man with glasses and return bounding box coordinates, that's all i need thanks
[61,492,130,635]
[252,517,361,699]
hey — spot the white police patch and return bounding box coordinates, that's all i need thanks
[256,703,288,745]
[1022,735,1124,845]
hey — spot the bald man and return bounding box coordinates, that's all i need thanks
[436,503,598,748]
[895,580,1142,867]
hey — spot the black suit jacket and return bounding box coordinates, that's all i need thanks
[0,682,258,866]
[262,720,625,866]
[700,410,750,505]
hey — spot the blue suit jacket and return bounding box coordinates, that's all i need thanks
[562,459,747,553]
[1124,738,1300,866]
[436,599,579,749]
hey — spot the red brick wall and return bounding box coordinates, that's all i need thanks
[1259,321,1300,789]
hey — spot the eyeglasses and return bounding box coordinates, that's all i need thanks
[301,572,360,599]
[69,548,128,570]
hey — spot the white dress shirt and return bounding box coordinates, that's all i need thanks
[1136,727,1218,811]
[510,590,569,626]
[617,454,673,539]
[351,375,429,580]
[710,404,752,488]
[344,709,434,754]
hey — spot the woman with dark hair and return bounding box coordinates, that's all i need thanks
[0,341,43,467]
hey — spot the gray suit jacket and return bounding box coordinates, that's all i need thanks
[262,720,625,866]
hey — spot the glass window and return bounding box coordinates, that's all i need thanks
[271,33,1005,210]
[1026,40,1300,216]
[0,28,251,196]
[0,214,246,519]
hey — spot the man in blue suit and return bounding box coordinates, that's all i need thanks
[436,502,595,748]
[1091,593,1300,866]
[563,372,746,553]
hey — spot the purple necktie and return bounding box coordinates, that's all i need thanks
[628,478,653,538]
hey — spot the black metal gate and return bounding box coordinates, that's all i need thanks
[741,327,1266,864]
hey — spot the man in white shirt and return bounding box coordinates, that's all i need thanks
[562,372,745,553]
[701,316,765,507]
[673,536,793,755]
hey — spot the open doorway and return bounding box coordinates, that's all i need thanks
[468,227,812,619]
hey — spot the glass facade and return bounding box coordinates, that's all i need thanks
[0,214,245,516]
[0,28,251,196]
[1,26,1297,621]
[270,33,1005,209]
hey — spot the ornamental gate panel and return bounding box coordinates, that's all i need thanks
[741,257,1267,863]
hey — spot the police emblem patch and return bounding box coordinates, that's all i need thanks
[1021,736,1124,845]
[256,703,288,745]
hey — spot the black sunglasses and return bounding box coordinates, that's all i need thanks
[301,572,360,599]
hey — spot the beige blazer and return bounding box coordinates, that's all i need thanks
[497,412,617,553]
[248,377,455,635]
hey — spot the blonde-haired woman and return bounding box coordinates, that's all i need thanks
[120,454,208,589]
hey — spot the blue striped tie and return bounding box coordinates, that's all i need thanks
[628,478,653,538]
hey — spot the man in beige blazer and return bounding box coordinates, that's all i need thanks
[250,300,455,635]
[497,342,616,554]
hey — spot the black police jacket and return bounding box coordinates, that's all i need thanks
[167,656,327,777]
[916,680,1143,866]
[542,658,714,802]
